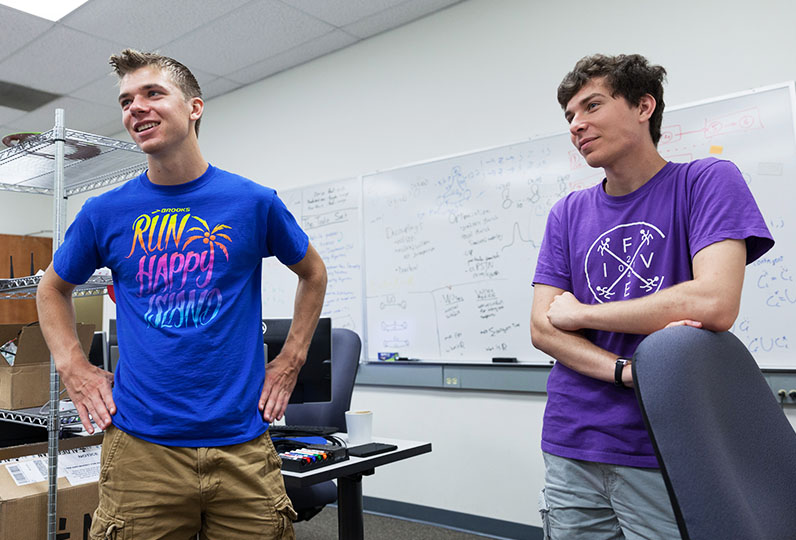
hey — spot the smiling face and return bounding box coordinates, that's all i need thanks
[118,66,202,156]
[564,77,654,170]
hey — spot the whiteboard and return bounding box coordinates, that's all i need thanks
[362,83,796,367]
[662,84,796,369]
[261,178,363,334]
[363,136,602,363]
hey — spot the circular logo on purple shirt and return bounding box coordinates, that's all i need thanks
[585,222,667,303]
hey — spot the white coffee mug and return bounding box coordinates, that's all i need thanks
[345,410,373,446]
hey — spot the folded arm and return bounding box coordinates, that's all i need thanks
[531,284,633,385]
[36,264,115,433]
[260,242,328,422]
[547,239,746,334]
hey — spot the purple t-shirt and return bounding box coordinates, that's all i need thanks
[533,158,774,467]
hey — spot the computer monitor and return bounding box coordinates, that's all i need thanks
[88,331,109,372]
[263,317,331,404]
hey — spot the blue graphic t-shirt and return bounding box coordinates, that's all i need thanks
[54,165,309,446]
[533,158,774,467]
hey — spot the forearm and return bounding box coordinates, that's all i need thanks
[36,265,115,431]
[532,283,629,384]
[579,279,735,334]
[549,239,747,335]
[36,269,89,375]
[283,254,327,364]
[531,316,621,383]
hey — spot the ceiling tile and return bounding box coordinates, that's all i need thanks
[60,0,253,50]
[344,0,461,39]
[283,0,409,27]
[69,74,121,109]
[0,0,463,125]
[201,78,244,100]
[0,5,53,63]
[0,26,125,94]
[0,106,28,126]
[187,67,223,97]
[227,29,358,85]
[9,97,120,135]
[161,0,334,77]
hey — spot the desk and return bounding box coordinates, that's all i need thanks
[281,435,432,540]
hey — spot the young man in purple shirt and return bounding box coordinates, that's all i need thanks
[531,54,773,538]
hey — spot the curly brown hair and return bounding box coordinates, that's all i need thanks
[557,54,667,145]
[109,49,203,136]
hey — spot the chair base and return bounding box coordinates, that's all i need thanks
[294,505,325,522]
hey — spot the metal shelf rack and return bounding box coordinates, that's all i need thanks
[0,109,145,540]
[0,273,113,300]
[0,403,82,428]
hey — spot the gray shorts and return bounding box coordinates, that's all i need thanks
[539,452,681,540]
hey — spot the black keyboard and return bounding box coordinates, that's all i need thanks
[268,424,339,436]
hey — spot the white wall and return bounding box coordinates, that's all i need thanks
[195,0,796,527]
[0,191,52,237]
[4,0,796,528]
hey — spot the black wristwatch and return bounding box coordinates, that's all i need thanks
[614,357,630,388]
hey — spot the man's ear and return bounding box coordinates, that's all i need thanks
[638,93,656,123]
[189,97,204,122]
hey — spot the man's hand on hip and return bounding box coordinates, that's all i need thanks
[259,355,300,423]
[61,360,115,434]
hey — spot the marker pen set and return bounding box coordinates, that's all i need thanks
[278,444,347,472]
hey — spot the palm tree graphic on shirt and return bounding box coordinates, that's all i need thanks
[182,216,232,264]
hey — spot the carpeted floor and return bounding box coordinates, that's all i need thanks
[292,506,496,540]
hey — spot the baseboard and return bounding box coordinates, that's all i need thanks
[362,496,543,539]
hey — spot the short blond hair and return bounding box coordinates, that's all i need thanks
[109,48,203,136]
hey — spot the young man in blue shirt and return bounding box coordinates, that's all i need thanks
[37,49,327,539]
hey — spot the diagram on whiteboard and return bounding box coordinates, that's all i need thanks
[364,84,796,367]
[262,178,363,334]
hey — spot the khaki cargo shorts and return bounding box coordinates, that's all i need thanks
[89,425,296,539]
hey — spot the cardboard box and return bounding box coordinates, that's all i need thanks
[0,323,94,410]
[0,434,103,540]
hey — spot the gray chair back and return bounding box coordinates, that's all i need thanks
[632,326,796,540]
[285,327,361,431]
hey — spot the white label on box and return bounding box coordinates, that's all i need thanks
[59,447,101,485]
[1,444,100,486]
[4,460,48,486]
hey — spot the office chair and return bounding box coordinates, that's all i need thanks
[283,327,361,522]
[632,326,796,540]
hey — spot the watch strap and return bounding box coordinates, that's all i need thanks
[614,357,630,388]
